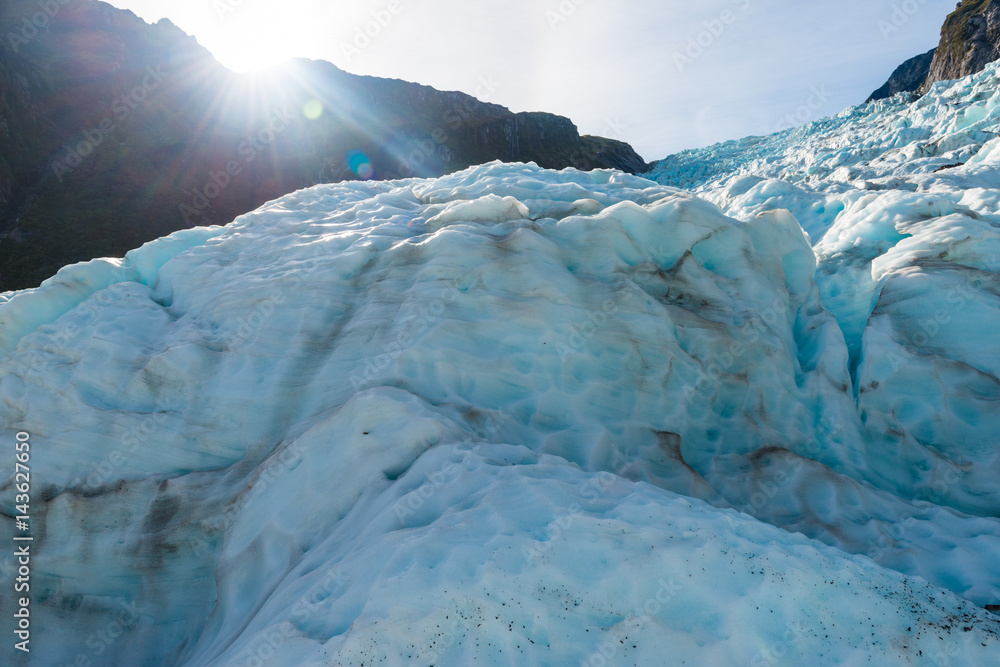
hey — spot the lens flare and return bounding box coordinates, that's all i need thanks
[303,99,324,120]
[347,150,374,180]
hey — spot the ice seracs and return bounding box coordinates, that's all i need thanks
[2,68,1000,666]
[649,61,1000,522]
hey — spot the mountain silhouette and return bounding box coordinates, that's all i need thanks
[0,0,647,291]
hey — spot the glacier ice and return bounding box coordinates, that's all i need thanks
[2,70,1000,665]
[650,63,1000,517]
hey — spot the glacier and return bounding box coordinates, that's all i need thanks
[3,68,1000,666]
[648,61,1000,521]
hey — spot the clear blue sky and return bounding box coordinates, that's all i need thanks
[107,0,958,161]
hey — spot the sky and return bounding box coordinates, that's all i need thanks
[106,0,959,161]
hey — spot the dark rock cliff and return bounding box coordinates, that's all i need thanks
[866,48,936,102]
[868,0,1000,102]
[0,0,647,291]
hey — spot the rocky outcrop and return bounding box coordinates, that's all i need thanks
[0,0,647,291]
[866,48,936,102]
[922,0,1000,93]
[867,0,1000,103]
[453,112,647,175]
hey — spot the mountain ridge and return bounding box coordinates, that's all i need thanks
[922,0,1000,93]
[3,4,1000,664]
[0,0,646,292]
[866,47,936,103]
[868,0,1000,101]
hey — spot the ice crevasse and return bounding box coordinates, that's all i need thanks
[2,76,1000,664]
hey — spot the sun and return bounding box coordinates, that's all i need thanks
[199,10,304,73]
[205,32,294,73]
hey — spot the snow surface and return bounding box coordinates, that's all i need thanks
[649,62,1000,517]
[2,67,1000,666]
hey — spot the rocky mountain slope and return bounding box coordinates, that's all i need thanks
[922,0,1000,92]
[0,0,646,292]
[866,47,936,102]
[869,0,1000,100]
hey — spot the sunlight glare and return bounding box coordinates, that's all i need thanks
[207,32,292,72]
[201,9,310,73]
